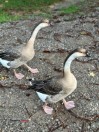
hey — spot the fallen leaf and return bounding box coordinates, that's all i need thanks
[80,31,92,36]
[53,33,62,42]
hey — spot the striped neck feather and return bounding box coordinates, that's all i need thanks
[64,52,79,72]
[27,23,46,48]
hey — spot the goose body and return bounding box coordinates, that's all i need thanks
[29,74,77,102]
[28,48,90,114]
[0,20,52,79]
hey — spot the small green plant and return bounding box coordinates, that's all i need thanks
[60,5,80,14]
[0,11,20,23]
[0,0,61,23]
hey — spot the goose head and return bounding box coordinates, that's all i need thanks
[64,48,90,71]
[71,48,90,58]
[65,48,90,63]
[39,19,53,28]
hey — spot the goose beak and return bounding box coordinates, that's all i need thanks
[42,19,54,26]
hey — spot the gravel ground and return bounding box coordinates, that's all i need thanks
[0,0,99,132]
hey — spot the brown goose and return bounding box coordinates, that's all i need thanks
[28,48,90,114]
[0,19,52,79]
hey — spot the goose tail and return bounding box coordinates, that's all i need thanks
[28,78,48,102]
[0,58,10,68]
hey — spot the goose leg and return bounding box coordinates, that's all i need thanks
[24,64,39,74]
[63,99,75,110]
[43,103,53,115]
[13,69,24,79]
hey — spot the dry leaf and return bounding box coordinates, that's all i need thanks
[54,33,62,42]
[80,31,92,36]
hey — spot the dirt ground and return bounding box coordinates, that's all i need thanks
[0,0,99,132]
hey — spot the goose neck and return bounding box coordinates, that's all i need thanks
[27,23,44,48]
[64,53,77,73]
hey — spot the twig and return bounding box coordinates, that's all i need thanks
[0,83,28,89]
[81,121,86,132]
[42,49,69,54]
[24,104,32,118]
[89,83,99,86]
[68,110,99,122]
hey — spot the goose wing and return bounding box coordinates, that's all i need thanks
[0,50,21,61]
[28,76,62,95]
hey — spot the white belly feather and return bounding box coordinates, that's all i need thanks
[36,92,49,102]
[0,58,10,68]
